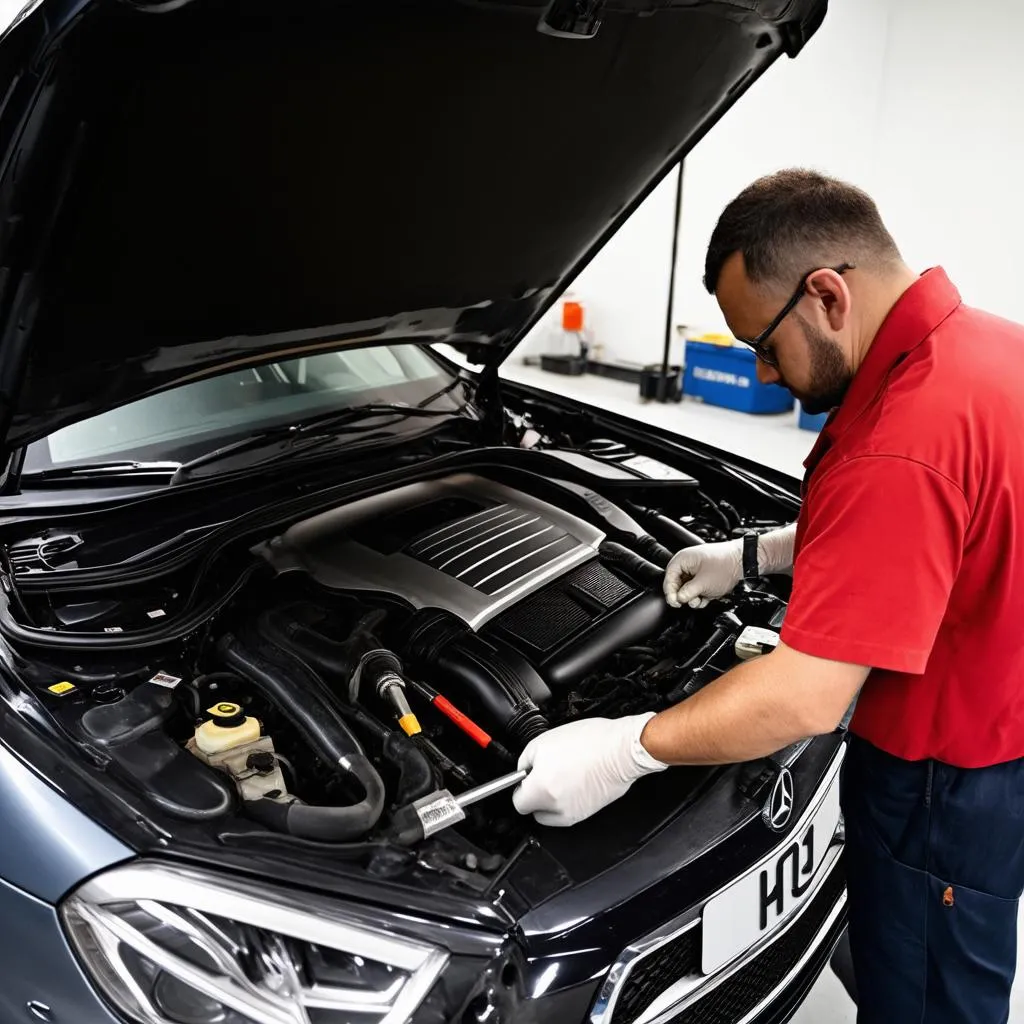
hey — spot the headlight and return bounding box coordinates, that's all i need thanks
[60,862,449,1024]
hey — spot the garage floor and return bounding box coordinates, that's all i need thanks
[499,362,1023,1023]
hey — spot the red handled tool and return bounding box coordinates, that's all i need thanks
[406,677,515,763]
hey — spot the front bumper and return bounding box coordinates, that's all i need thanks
[7,744,846,1024]
[615,858,846,1024]
[586,748,846,1024]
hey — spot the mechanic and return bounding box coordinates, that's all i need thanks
[513,169,1024,1024]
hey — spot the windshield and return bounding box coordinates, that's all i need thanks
[24,345,458,472]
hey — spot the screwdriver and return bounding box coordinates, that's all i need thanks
[405,677,516,764]
[385,769,529,846]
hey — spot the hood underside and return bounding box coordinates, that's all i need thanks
[0,0,826,450]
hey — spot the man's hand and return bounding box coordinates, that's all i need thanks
[512,714,668,826]
[663,524,798,609]
[512,643,868,827]
[663,539,743,609]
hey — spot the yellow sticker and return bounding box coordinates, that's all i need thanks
[209,702,241,717]
[47,681,76,695]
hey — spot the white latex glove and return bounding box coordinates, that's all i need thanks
[512,714,668,827]
[663,523,797,609]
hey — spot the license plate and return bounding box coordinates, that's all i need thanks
[700,774,842,974]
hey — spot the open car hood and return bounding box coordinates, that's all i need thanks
[0,0,826,455]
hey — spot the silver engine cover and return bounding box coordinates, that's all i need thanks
[255,473,606,630]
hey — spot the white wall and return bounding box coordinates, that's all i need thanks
[673,0,891,336]
[523,0,1024,361]
[863,0,1024,321]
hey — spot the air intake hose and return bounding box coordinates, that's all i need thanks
[218,634,386,842]
[598,540,666,589]
[405,609,550,746]
[629,532,675,569]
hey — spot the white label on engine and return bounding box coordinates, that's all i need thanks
[149,672,182,689]
[147,609,167,619]
[735,626,781,659]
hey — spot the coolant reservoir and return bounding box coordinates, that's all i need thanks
[194,701,261,756]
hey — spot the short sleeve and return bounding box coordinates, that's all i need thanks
[780,455,969,673]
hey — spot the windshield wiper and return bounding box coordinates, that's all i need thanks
[19,377,471,489]
[21,460,182,483]
[169,397,468,485]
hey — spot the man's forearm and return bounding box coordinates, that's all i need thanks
[639,641,868,765]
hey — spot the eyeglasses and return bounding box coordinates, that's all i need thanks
[736,263,855,367]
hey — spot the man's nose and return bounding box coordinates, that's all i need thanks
[756,359,781,385]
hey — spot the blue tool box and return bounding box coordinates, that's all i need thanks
[798,403,830,432]
[682,341,794,414]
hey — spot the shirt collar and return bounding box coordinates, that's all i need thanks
[802,267,962,477]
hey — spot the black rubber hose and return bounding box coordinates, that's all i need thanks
[244,792,386,843]
[405,610,550,746]
[332,702,437,804]
[598,541,665,589]
[219,634,367,764]
[383,731,437,804]
[262,606,386,681]
[217,635,386,841]
[258,610,437,802]
[665,610,743,704]
[630,532,675,568]
[261,607,361,684]
[698,490,734,534]
[626,503,705,551]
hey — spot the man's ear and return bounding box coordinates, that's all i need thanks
[805,268,850,331]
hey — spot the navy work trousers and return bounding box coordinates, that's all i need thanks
[841,736,1024,1024]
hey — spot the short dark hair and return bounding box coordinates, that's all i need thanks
[703,169,902,294]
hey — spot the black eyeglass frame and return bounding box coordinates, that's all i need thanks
[737,262,855,367]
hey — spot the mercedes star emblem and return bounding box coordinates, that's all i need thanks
[763,767,795,832]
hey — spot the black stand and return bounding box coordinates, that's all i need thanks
[655,161,685,402]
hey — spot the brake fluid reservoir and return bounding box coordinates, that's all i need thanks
[194,701,261,755]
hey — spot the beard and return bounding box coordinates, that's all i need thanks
[783,314,852,415]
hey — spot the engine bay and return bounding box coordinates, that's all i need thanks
[1,420,799,885]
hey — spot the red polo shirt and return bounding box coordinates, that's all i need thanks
[780,268,1024,768]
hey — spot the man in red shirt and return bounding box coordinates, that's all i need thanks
[513,169,1024,1022]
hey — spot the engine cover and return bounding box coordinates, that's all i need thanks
[254,473,606,630]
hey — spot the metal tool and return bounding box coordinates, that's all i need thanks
[406,676,515,764]
[386,768,529,846]
[454,769,528,809]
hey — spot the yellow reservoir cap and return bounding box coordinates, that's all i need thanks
[195,705,260,756]
[208,702,243,719]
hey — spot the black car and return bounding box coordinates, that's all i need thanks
[0,2,846,1023]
